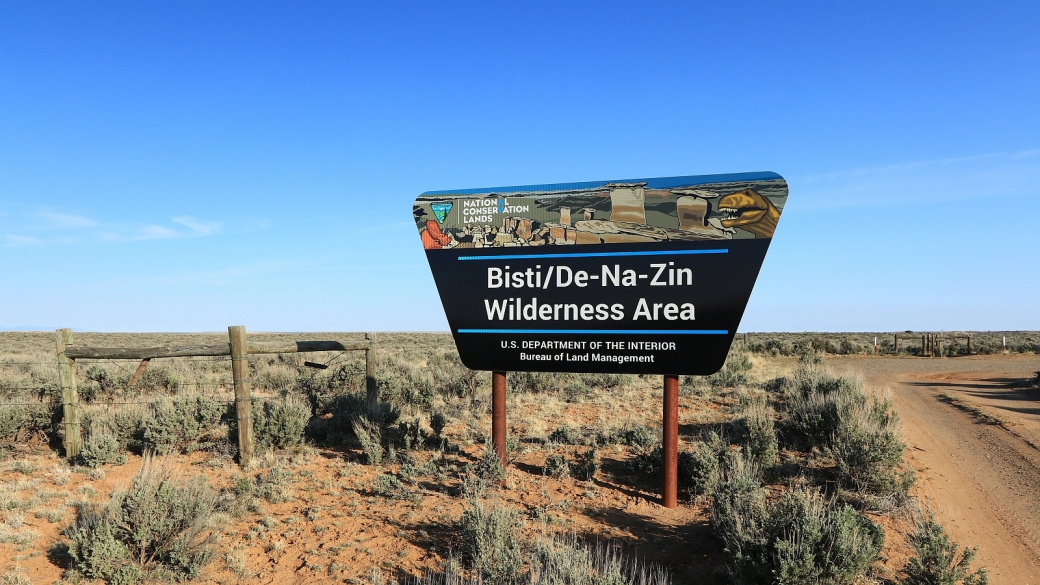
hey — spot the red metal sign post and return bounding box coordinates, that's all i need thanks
[492,371,508,476]
[663,374,679,508]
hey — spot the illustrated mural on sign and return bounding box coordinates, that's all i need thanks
[415,172,788,376]
[414,177,787,250]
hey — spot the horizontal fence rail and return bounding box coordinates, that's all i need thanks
[63,340,372,360]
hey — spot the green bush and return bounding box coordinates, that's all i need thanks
[323,391,399,447]
[683,431,729,495]
[707,351,754,389]
[352,417,384,465]
[570,448,598,481]
[459,498,523,584]
[781,366,911,497]
[252,395,310,450]
[100,410,147,452]
[543,454,570,479]
[254,466,294,504]
[373,473,408,500]
[389,417,427,451]
[529,536,670,585]
[711,458,884,585]
[142,395,225,454]
[740,402,778,468]
[412,537,671,585]
[295,361,378,419]
[900,513,988,585]
[430,412,448,437]
[139,366,181,394]
[470,437,506,486]
[0,402,54,443]
[549,425,582,445]
[84,365,116,400]
[79,434,122,468]
[623,425,658,451]
[65,463,219,584]
[831,400,914,495]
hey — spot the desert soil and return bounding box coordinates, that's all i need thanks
[0,343,1037,584]
[830,355,1040,585]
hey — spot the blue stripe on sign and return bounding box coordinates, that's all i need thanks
[457,329,729,335]
[458,249,728,261]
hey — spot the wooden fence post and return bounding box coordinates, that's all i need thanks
[56,329,82,459]
[229,326,254,466]
[894,334,899,353]
[365,332,378,414]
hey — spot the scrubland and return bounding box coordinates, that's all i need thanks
[0,331,1014,584]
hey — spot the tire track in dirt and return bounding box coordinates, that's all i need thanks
[832,357,1040,585]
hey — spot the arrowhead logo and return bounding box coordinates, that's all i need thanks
[430,201,452,223]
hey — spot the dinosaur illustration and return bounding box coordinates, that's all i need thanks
[717,188,780,238]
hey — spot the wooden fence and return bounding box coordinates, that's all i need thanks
[892,332,973,357]
[55,326,374,465]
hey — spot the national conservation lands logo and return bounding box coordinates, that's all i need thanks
[414,172,788,375]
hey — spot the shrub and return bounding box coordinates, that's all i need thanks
[470,437,506,486]
[900,513,988,585]
[430,412,448,437]
[79,434,121,468]
[373,473,408,500]
[543,454,570,479]
[740,402,778,468]
[708,351,754,389]
[389,417,427,451]
[413,538,671,585]
[254,466,293,504]
[0,402,54,443]
[65,461,219,584]
[711,460,884,585]
[570,448,598,481]
[352,417,384,465]
[459,498,523,584]
[142,395,225,454]
[324,391,400,447]
[831,398,914,496]
[623,425,658,451]
[683,431,729,495]
[139,366,181,394]
[252,395,310,450]
[549,425,582,445]
[85,365,116,399]
[781,367,911,497]
[97,409,147,452]
[529,536,670,585]
[296,362,365,415]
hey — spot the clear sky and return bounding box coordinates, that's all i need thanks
[1,2,1038,333]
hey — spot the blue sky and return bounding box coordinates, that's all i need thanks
[1,1,1037,333]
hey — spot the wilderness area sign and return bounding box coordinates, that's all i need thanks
[414,172,788,375]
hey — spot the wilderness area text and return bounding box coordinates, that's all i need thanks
[483,298,695,322]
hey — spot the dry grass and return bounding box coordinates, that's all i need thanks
[0,330,985,584]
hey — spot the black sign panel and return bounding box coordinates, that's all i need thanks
[414,172,787,375]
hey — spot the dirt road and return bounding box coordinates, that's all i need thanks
[830,355,1040,584]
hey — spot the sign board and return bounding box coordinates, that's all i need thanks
[414,172,787,375]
